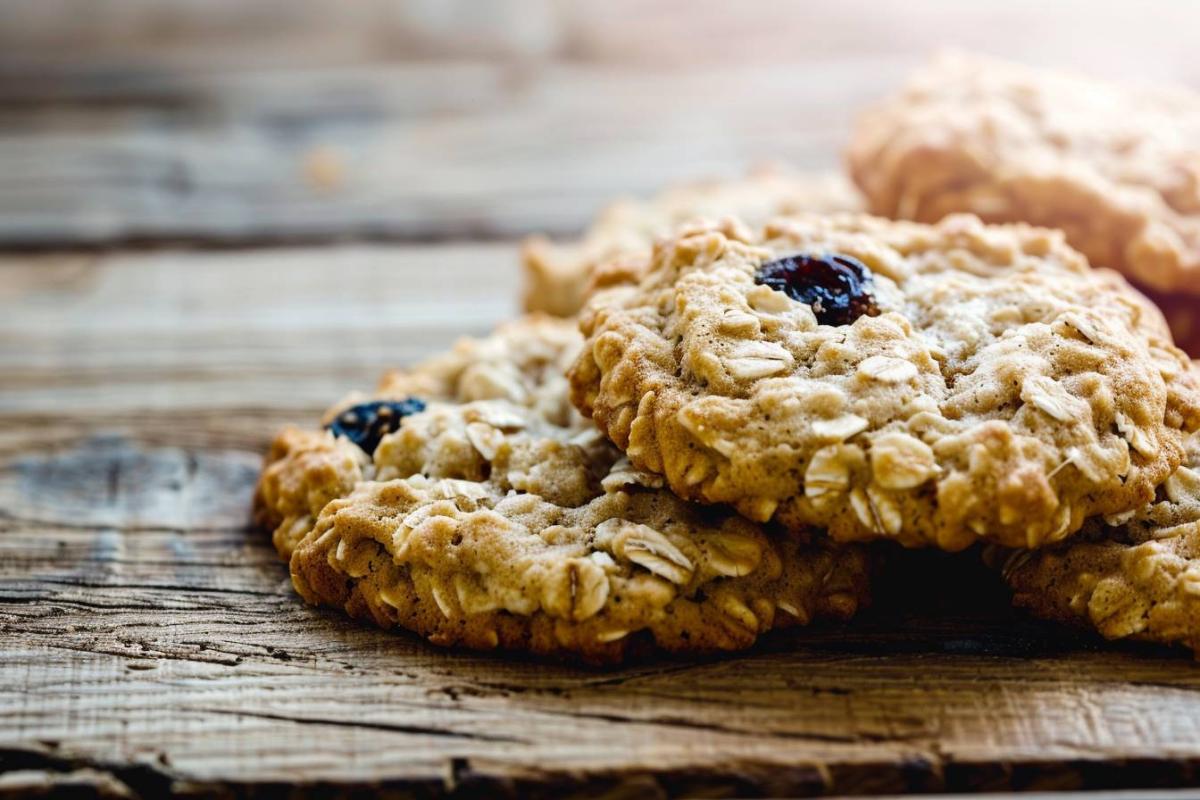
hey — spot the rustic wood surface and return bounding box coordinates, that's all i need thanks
[3,0,1200,246]
[4,247,1200,799]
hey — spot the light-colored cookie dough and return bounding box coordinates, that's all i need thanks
[523,168,860,317]
[997,429,1200,656]
[846,53,1200,348]
[254,317,870,662]
[569,213,1200,551]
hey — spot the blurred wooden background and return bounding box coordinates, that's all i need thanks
[3,0,1200,246]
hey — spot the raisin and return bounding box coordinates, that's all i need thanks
[754,253,881,326]
[327,398,426,455]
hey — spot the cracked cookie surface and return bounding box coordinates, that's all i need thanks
[523,168,860,317]
[254,316,870,663]
[998,428,1200,656]
[846,53,1200,349]
[569,213,1200,551]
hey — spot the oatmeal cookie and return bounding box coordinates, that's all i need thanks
[569,213,1200,551]
[997,429,1200,655]
[846,53,1200,351]
[254,317,870,662]
[523,168,860,317]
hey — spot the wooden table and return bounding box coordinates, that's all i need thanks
[4,3,1200,798]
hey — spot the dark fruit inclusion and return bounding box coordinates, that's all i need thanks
[327,398,427,455]
[754,253,881,326]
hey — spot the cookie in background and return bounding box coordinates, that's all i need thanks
[522,167,860,317]
[847,52,1200,356]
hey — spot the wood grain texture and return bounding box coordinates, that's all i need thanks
[3,0,1200,246]
[4,247,1200,799]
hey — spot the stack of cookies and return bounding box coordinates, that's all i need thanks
[255,54,1200,664]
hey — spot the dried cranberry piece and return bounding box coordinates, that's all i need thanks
[327,398,426,455]
[754,253,881,326]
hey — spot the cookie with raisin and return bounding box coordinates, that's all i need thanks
[254,317,870,663]
[568,213,1200,550]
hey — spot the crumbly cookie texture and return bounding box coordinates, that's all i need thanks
[254,317,870,663]
[523,168,860,317]
[847,52,1200,300]
[997,430,1200,656]
[569,213,1200,551]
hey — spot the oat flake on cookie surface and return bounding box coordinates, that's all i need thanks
[568,213,1200,551]
[996,426,1200,656]
[847,52,1200,301]
[254,316,870,663]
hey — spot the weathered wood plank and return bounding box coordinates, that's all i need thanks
[0,245,519,419]
[0,61,859,245]
[3,246,1200,797]
[2,0,1200,245]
